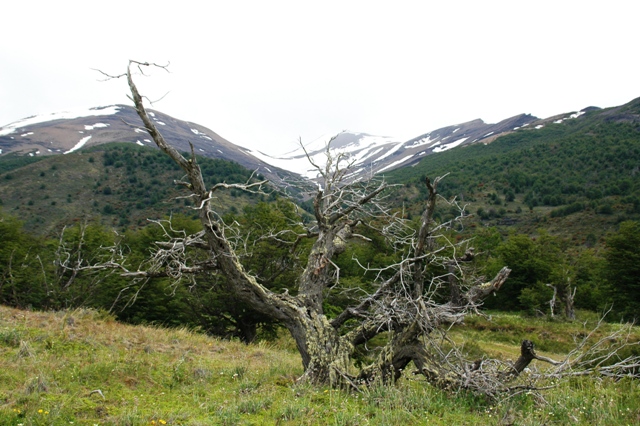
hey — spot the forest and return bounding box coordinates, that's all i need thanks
[2,199,639,340]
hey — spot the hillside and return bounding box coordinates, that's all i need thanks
[0,105,307,191]
[0,143,270,235]
[0,101,544,184]
[1,305,638,425]
[3,99,639,243]
[386,96,640,245]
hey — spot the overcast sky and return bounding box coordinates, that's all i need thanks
[2,1,638,154]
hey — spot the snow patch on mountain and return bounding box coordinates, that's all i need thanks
[64,135,92,154]
[249,150,320,179]
[371,140,403,163]
[84,123,109,131]
[432,137,468,153]
[191,128,213,141]
[0,106,120,137]
[378,155,415,173]
[554,111,586,124]
[406,134,437,148]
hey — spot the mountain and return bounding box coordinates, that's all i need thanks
[247,114,539,182]
[249,132,403,181]
[383,96,640,245]
[0,105,306,190]
[2,96,639,241]
[2,98,638,190]
[0,104,546,186]
[252,100,640,182]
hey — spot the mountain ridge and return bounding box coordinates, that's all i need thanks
[0,105,540,183]
[2,97,638,185]
[0,105,306,190]
[1,96,639,241]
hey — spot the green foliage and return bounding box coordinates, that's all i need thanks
[550,201,585,217]
[325,224,401,319]
[178,200,308,341]
[484,232,560,311]
[0,142,261,234]
[0,211,48,308]
[604,221,640,320]
[95,201,309,343]
[479,230,611,316]
[1,116,638,335]
[0,213,131,312]
[0,150,298,342]
[0,152,45,174]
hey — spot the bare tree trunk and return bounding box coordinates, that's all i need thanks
[358,329,426,384]
[448,262,463,306]
[289,314,354,386]
[237,319,258,344]
[546,283,557,318]
[564,285,576,320]
[127,65,359,386]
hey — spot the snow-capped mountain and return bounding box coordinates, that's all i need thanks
[247,114,540,182]
[1,103,598,188]
[0,105,306,188]
[248,132,403,181]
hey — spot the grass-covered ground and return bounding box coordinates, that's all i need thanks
[0,305,638,425]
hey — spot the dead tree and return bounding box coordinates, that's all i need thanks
[547,270,577,320]
[95,61,638,394]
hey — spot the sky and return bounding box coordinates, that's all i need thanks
[1,0,639,155]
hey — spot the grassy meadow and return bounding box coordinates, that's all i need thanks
[0,305,638,425]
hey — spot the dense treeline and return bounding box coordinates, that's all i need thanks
[1,203,638,342]
[0,194,402,341]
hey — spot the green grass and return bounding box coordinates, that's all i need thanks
[0,305,638,425]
